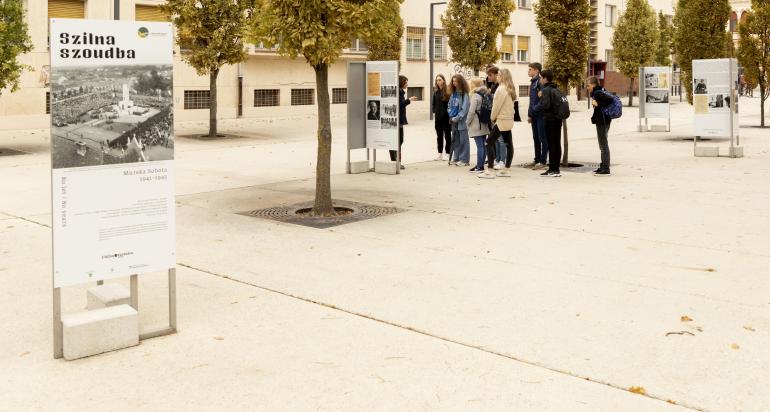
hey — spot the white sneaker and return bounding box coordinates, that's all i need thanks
[478,172,496,179]
[442,154,449,161]
[449,160,457,165]
[456,162,469,167]
[493,162,504,170]
[496,169,511,177]
[434,154,443,161]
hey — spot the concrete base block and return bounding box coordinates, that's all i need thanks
[650,124,668,132]
[374,161,398,175]
[695,146,720,157]
[62,305,138,360]
[87,283,130,310]
[729,146,744,158]
[349,160,370,174]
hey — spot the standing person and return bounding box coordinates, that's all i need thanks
[432,75,452,161]
[532,69,563,177]
[448,74,471,166]
[587,76,614,176]
[485,68,517,177]
[390,75,418,169]
[527,62,548,170]
[484,66,501,171]
[467,77,490,173]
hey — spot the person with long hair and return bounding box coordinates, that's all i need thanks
[432,74,452,161]
[466,77,490,173]
[448,74,471,166]
[480,68,517,178]
[389,75,418,169]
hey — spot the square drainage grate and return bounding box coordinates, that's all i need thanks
[0,148,28,157]
[239,199,401,229]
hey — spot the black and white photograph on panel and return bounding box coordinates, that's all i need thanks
[693,78,708,95]
[645,90,669,104]
[51,65,174,169]
[644,72,659,88]
[709,94,726,109]
[367,100,381,120]
[381,117,398,129]
[381,85,397,98]
[381,103,397,117]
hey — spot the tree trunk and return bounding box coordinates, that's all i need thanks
[209,68,219,138]
[561,120,569,166]
[312,63,334,216]
[628,77,634,107]
[761,83,766,127]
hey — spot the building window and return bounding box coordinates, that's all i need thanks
[518,0,532,9]
[254,89,280,107]
[432,29,447,60]
[46,91,51,114]
[291,88,314,106]
[349,39,368,53]
[407,87,423,101]
[184,90,210,110]
[406,27,425,60]
[332,88,347,104]
[605,49,615,72]
[135,5,169,22]
[48,0,85,19]
[729,11,738,32]
[519,85,529,97]
[501,35,514,62]
[605,4,617,27]
[517,36,530,62]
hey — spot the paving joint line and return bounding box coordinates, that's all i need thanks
[177,261,705,412]
[0,211,50,228]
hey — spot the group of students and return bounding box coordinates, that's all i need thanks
[426,63,614,177]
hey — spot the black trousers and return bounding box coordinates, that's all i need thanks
[435,117,452,154]
[501,130,513,168]
[545,118,562,172]
[390,127,405,161]
[485,125,499,169]
[596,120,611,170]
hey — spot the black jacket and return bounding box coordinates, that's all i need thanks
[399,88,410,126]
[432,89,449,120]
[590,86,614,125]
[532,83,561,122]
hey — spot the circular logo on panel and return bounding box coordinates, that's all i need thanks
[138,27,149,38]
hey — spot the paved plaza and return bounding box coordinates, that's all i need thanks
[1,97,769,411]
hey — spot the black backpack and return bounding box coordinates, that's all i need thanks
[550,87,571,120]
[475,91,493,125]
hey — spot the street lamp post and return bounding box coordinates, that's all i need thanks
[429,1,447,120]
[114,0,120,19]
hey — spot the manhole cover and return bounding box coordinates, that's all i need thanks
[0,148,28,157]
[180,134,244,141]
[239,200,401,229]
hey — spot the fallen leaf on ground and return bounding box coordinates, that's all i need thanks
[629,386,647,395]
[680,316,693,322]
[213,336,224,341]
[743,326,755,332]
[19,351,29,357]
[731,343,740,350]
[667,400,677,405]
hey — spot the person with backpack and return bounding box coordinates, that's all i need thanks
[448,74,471,166]
[432,74,452,161]
[587,76,616,176]
[481,68,518,178]
[467,78,490,173]
[532,69,569,177]
[527,62,548,170]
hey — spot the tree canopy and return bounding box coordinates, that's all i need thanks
[442,0,515,72]
[673,0,731,103]
[655,11,673,66]
[534,0,590,92]
[612,0,659,106]
[737,1,770,126]
[366,13,403,62]
[0,0,33,96]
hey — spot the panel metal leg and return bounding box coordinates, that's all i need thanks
[168,268,177,331]
[53,287,63,359]
[130,274,138,310]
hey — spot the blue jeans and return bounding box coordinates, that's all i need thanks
[473,136,486,169]
[452,126,470,163]
[495,137,506,163]
[531,115,548,163]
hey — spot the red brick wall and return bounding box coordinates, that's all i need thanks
[604,71,638,97]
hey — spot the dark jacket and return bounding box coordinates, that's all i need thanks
[590,86,614,125]
[399,88,410,126]
[532,83,561,122]
[486,80,499,96]
[432,89,449,120]
[528,74,542,118]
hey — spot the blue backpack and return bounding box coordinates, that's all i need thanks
[599,90,623,119]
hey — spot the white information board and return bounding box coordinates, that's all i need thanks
[50,19,176,288]
[365,61,399,150]
[641,67,671,119]
[692,59,739,138]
